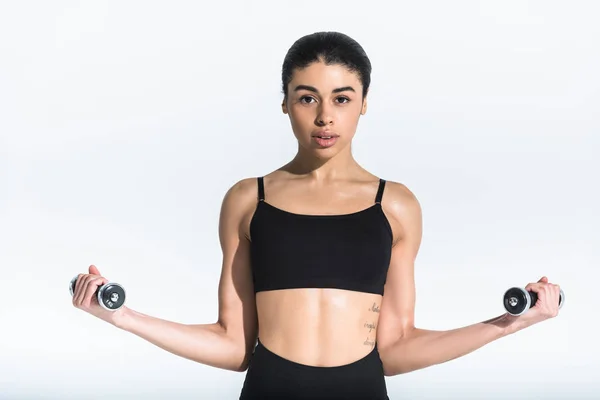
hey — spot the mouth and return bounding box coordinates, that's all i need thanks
[311,133,339,148]
[312,132,339,139]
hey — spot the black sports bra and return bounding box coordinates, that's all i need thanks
[249,177,393,295]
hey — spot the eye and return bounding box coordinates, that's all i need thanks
[336,96,350,104]
[299,96,316,104]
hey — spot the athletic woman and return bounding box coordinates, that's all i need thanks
[71,31,562,399]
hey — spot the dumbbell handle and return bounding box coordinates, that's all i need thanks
[525,289,564,307]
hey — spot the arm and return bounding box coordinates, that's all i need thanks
[376,182,560,376]
[115,178,259,372]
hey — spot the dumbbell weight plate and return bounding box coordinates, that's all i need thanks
[503,287,531,316]
[98,282,126,310]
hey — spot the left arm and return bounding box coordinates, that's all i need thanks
[376,182,561,376]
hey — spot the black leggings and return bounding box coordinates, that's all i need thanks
[239,338,389,400]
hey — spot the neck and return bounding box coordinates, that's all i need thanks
[285,144,362,182]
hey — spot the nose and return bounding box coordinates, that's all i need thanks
[315,105,334,126]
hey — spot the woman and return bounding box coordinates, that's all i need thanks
[71,31,562,399]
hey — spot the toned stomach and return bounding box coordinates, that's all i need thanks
[255,288,382,367]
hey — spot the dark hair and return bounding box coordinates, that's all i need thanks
[281,31,372,100]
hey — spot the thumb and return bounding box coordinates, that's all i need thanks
[538,276,548,283]
[89,264,101,276]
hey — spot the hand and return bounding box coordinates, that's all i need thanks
[511,276,562,328]
[72,265,127,326]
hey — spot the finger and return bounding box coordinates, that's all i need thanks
[72,274,83,306]
[82,277,96,308]
[538,276,548,283]
[525,282,544,293]
[73,274,89,307]
[74,267,101,307]
[77,274,97,307]
[82,278,96,308]
[89,265,101,276]
[83,276,107,308]
[78,275,94,307]
[527,282,554,307]
[542,284,561,316]
[552,284,562,303]
[529,282,560,307]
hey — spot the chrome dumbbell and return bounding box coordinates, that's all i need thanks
[69,275,126,311]
[503,286,564,316]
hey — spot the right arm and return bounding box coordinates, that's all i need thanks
[112,179,259,372]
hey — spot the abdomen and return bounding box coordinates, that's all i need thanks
[255,288,383,367]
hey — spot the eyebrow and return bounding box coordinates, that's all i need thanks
[293,85,356,94]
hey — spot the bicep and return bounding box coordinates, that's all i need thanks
[216,180,258,360]
[377,187,423,351]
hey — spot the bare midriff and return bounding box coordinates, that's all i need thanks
[255,288,382,367]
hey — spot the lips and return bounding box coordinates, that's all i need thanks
[312,131,339,139]
[312,133,339,148]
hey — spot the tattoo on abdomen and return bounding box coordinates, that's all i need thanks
[363,303,379,348]
[364,322,376,333]
[368,303,380,313]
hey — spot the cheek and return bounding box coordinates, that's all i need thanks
[339,108,362,129]
[288,115,309,140]
[288,108,313,129]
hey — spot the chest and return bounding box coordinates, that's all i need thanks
[249,201,393,294]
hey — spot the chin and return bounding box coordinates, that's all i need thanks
[307,146,343,160]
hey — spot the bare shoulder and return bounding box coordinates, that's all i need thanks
[220,177,260,239]
[381,180,423,245]
[223,177,258,204]
[382,180,421,212]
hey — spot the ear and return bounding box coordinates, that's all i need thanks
[282,97,288,114]
[361,96,368,115]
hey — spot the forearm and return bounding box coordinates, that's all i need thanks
[381,313,524,376]
[114,306,247,372]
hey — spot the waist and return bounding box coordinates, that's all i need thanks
[240,338,388,400]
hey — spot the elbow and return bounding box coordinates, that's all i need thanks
[382,362,405,377]
[380,349,404,377]
[383,364,419,376]
[205,350,251,373]
[236,339,259,372]
[382,356,425,376]
[234,363,250,373]
[216,342,253,372]
[227,338,257,373]
[226,363,247,373]
[230,349,252,373]
[230,349,253,372]
[197,325,255,373]
[215,320,258,373]
[379,329,420,377]
[382,351,442,376]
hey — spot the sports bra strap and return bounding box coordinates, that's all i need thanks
[375,179,386,204]
[257,177,265,201]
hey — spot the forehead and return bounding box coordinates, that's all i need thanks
[289,61,362,90]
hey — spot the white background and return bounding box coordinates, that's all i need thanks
[1,1,598,399]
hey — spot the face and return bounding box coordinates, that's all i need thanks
[282,61,367,158]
